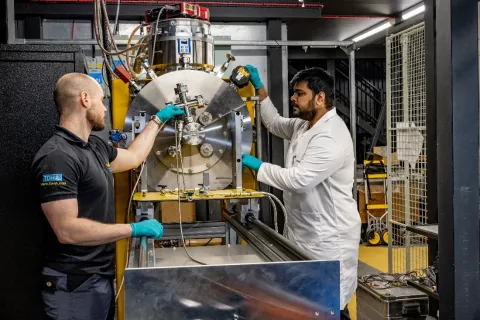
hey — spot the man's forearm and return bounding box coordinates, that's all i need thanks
[127,121,161,166]
[256,86,268,101]
[59,218,132,246]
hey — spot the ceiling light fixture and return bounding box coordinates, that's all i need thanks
[352,21,392,42]
[402,4,425,20]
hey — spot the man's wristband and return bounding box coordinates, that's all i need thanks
[150,115,162,126]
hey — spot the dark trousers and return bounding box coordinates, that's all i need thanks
[341,304,351,320]
[41,267,115,320]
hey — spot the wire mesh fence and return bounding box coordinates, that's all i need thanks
[386,23,428,275]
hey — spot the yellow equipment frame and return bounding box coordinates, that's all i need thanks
[111,78,259,320]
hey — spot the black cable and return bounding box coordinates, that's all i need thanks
[101,60,111,93]
[358,271,425,290]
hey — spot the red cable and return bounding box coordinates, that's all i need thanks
[29,0,324,8]
[72,19,75,39]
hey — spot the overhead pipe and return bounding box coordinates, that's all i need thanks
[30,0,324,8]
[16,38,354,47]
[215,40,353,46]
[321,15,395,19]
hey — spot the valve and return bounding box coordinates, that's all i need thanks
[216,53,236,79]
[113,65,142,92]
[172,83,205,124]
[141,60,158,79]
[109,130,128,142]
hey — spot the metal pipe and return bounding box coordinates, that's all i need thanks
[348,49,357,202]
[246,215,317,261]
[401,34,411,272]
[254,100,263,161]
[222,212,283,262]
[138,236,148,267]
[281,24,289,157]
[214,40,353,47]
[14,39,105,45]
[15,38,354,47]
[386,38,393,274]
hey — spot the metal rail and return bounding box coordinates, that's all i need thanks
[245,215,317,261]
[129,214,317,270]
[222,211,285,262]
[15,38,354,47]
[159,221,228,240]
[223,212,316,262]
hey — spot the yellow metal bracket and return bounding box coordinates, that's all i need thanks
[133,188,264,202]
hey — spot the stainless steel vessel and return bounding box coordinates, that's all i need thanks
[148,18,214,73]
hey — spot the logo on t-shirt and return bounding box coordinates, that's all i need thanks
[106,162,112,172]
[41,174,66,186]
[43,174,63,182]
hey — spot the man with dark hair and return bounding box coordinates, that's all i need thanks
[32,73,184,319]
[241,66,360,319]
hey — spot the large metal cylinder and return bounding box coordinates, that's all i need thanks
[148,18,214,73]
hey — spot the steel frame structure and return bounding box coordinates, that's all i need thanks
[424,0,480,318]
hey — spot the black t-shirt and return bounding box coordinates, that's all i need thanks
[32,126,118,276]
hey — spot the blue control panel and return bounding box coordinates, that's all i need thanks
[177,38,192,54]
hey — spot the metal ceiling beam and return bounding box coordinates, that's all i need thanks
[14,3,323,21]
[288,46,385,60]
[16,38,354,48]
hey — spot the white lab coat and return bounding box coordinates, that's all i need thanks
[257,97,361,309]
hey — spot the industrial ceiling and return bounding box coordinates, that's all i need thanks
[14,0,423,42]
[288,0,423,41]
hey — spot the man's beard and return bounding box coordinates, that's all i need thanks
[87,109,105,131]
[292,99,316,121]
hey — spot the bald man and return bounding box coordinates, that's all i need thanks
[31,73,184,320]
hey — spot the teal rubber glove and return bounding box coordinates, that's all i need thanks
[130,219,164,239]
[242,153,263,171]
[156,105,185,123]
[244,65,264,90]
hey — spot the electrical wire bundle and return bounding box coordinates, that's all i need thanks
[359,272,418,289]
[93,0,151,78]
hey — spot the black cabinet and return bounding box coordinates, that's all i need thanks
[0,44,85,319]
